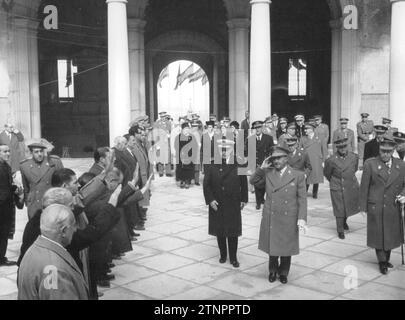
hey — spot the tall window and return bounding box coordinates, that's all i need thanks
[58,59,77,99]
[288,58,307,98]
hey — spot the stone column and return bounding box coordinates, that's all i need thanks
[128,18,146,120]
[106,0,131,145]
[227,18,250,123]
[389,0,405,130]
[213,56,219,118]
[249,0,271,123]
[330,19,342,139]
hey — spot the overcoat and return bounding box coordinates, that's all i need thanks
[299,135,326,184]
[324,152,360,218]
[364,138,380,163]
[248,134,274,166]
[174,133,199,181]
[315,123,330,153]
[203,162,248,237]
[287,148,312,178]
[250,166,307,256]
[332,129,355,153]
[360,157,405,250]
[0,130,25,173]
[20,155,64,219]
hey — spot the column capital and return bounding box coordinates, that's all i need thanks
[128,18,146,32]
[250,0,271,5]
[227,18,250,30]
[106,0,128,4]
[329,18,343,30]
[11,18,40,34]
[391,0,405,3]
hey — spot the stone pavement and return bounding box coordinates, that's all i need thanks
[1,158,405,300]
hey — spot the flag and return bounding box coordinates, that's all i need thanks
[188,68,205,83]
[158,66,169,88]
[65,59,72,88]
[174,63,194,90]
[202,74,208,86]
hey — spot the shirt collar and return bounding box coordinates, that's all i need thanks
[40,235,66,251]
[279,166,287,176]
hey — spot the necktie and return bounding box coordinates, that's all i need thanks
[386,162,391,175]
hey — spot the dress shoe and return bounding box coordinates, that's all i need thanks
[97,280,111,288]
[97,292,104,298]
[185,184,190,189]
[312,194,318,199]
[231,261,240,268]
[195,182,200,186]
[387,262,394,268]
[180,182,185,189]
[134,225,146,231]
[101,274,115,281]
[338,232,345,240]
[279,275,288,284]
[133,232,140,237]
[111,254,121,260]
[256,204,261,210]
[166,174,173,177]
[379,262,388,275]
[107,262,115,269]
[268,273,277,283]
[344,223,349,231]
[159,173,163,177]
[0,258,17,267]
[219,257,227,264]
[105,268,112,274]
[131,236,137,242]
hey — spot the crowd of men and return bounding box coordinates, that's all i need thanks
[0,108,405,298]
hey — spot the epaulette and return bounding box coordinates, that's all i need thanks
[20,157,32,165]
[49,155,61,160]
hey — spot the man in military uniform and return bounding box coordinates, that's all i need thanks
[393,132,405,160]
[154,111,173,177]
[263,116,278,144]
[250,146,307,284]
[241,111,250,141]
[276,118,288,139]
[332,118,355,154]
[20,142,64,219]
[360,138,405,274]
[324,138,360,239]
[278,123,297,149]
[294,114,306,140]
[286,137,312,178]
[314,115,329,155]
[364,125,387,163]
[248,121,274,210]
[357,113,374,168]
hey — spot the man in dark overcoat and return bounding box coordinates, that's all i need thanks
[363,125,387,163]
[248,121,274,210]
[286,137,312,177]
[203,139,248,268]
[250,146,307,284]
[359,138,405,274]
[324,138,360,239]
[0,144,23,266]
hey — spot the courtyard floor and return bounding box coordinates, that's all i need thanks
[1,158,405,300]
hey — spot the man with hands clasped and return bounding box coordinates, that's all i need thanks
[250,146,307,284]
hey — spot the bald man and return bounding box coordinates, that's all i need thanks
[18,204,89,300]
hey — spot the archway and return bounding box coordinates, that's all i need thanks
[157,60,210,123]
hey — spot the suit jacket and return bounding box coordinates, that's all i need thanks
[360,156,405,250]
[248,134,274,167]
[203,162,248,237]
[20,156,64,219]
[364,138,380,162]
[18,236,89,300]
[332,128,355,153]
[0,159,16,226]
[250,166,307,256]
[0,130,24,173]
[324,152,360,218]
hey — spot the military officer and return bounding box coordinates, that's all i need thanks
[203,139,248,268]
[357,113,375,168]
[393,132,405,160]
[155,111,173,177]
[276,118,288,139]
[324,138,360,239]
[241,111,250,141]
[250,146,307,284]
[332,118,355,153]
[263,116,278,144]
[248,121,274,210]
[314,115,329,153]
[364,125,387,163]
[294,114,306,140]
[286,137,312,178]
[299,123,327,199]
[360,138,405,274]
[278,123,297,149]
[20,142,64,219]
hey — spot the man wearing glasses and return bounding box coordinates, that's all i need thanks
[20,142,64,219]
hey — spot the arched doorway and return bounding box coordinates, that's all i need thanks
[157,60,210,123]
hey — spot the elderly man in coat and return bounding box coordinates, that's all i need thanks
[360,138,405,275]
[299,122,327,199]
[18,204,89,300]
[324,138,360,239]
[203,139,248,268]
[250,146,307,284]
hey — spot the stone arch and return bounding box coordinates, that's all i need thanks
[145,30,227,121]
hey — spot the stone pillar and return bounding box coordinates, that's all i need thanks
[128,18,146,120]
[389,0,405,130]
[213,56,219,118]
[249,0,271,123]
[106,0,131,145]
[227,18,250,123]
[330,19,342,139]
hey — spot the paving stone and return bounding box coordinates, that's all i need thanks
[168,262,230,285]
[101,287,148,300]
[172,244,219,261]
[293,251,341,270]
[135,253,195,272]
[110,264,158,286]
[166,286,225,300]
[0,278,18,297]
[342,282,405,300]
[254,285,334,300]
[138,236,190,252]
[322,259,382,281]
[306,241,367,258]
